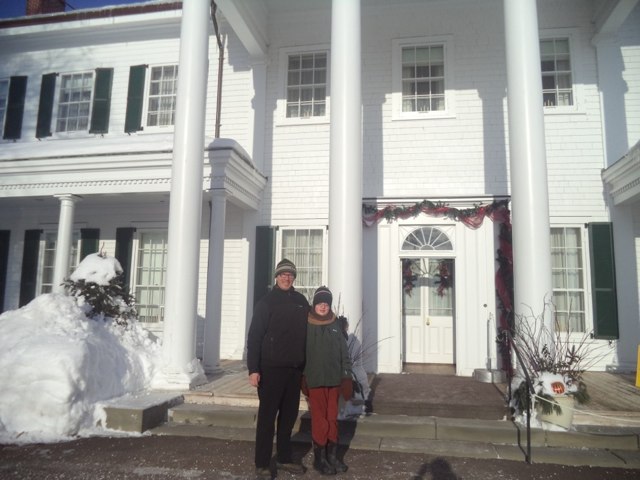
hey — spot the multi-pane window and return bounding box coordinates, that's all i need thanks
[280,228,324,302]
[133,231,168,323]
[146,65,178,127]
[0,79,8,134]
[56,72,93,132]
[551,227,585,332]
[286,52,327,118]
[401,45,445,113]
[39,231,80,294]
[541,38,573,107]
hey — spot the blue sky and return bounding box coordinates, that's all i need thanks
[0,0,151,19]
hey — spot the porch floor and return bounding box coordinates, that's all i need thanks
[190,360,640,427]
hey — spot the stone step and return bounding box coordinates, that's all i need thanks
[160,402,640,451]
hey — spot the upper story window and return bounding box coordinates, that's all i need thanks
[541,38,573,108]
[36,69,113,138]
[401,45,445,113]
[146,65,178,127]
[286,52,327,119]
[392,36,454,120]
[0,79,9,135]
[56,72,93,132]
[123,64,178,133]
[277,46,329,125]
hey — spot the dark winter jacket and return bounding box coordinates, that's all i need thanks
[303,310,352,388]
[246,285,309,374]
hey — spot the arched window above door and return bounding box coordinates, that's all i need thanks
[402,226,453,251]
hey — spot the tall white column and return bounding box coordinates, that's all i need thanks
[503,0,553,328]
[203,191,227,373]
[249,57,267,171]
[159,0,210,388]
[52,194,80,294]
[328,0,362,325]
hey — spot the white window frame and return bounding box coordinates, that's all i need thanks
[277,45,330,126]
[539,29,582,115]
[37,230,81,294]
[392,35,455,121]
[130,229,168,326]
[53,71,95,135]
[0,78,9,136]
[550,225,592,333]
[275,226,328,303]
[142,64,179,130]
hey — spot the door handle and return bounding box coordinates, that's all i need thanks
[425,317,431,326]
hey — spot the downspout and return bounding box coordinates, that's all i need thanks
[211,0,224,138]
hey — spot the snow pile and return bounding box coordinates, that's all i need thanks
[0,254,162,444]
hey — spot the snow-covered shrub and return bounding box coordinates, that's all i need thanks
[63,252,136,326]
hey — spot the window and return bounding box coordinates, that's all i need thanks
[392,36,453,119]
[0,79,8,135]
[286,52,327,118]
[551,227,585,332]
[56,72,93,132]
[541,38,573,107]
[38,231,80,294]
[401,45,445,113]
[146,65,178,127]
[402,226,453,251]
[279,228,325,302]
[132,231,168,323]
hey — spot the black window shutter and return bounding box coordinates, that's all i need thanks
[80,228,100,260]
[124,65,147,133]
[36,73,57,139]
[89,68,114,134]
[19,229,42,307]
[253,226,276,306]
[0,230,10,313]
[3,76,28,140]
[588,222,619,339]
[115,227,136,291]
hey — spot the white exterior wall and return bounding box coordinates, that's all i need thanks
[1,0,638,375]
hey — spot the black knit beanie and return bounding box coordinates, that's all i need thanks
[313,286,333,307]
[274,258,297,278]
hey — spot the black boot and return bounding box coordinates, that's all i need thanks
[313,443,336,475]
[327,441,348,473]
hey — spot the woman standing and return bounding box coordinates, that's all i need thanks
[303,286,353,475]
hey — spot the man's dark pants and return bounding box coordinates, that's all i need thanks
[255,366,302,468]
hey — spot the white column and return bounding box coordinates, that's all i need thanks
[159,0,210,389]
[202,191,226,373]
[329,0,362,325]
[52,194,80,294]
[503,0,553,328]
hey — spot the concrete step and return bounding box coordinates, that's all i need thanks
[157,402,640,452]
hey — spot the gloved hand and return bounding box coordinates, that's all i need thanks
[301,375,310,396]
[340,377,353,401]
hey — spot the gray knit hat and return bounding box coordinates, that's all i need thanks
[274,258,297,278]
[313,286,332,307]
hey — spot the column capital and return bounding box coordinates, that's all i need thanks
[53,194,83,203]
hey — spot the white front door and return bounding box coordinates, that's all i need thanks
[403,258,455,364]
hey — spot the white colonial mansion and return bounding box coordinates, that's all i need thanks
[0,0,639,387]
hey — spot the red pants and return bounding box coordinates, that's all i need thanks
[307,386,340,446]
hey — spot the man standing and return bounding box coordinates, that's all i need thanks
[247,258,309,479]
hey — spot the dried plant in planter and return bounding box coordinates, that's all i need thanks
[510,302,615,417]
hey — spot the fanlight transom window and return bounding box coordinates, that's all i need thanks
[402,226,452,251]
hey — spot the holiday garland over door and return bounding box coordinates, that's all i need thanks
[362,198,514,370]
